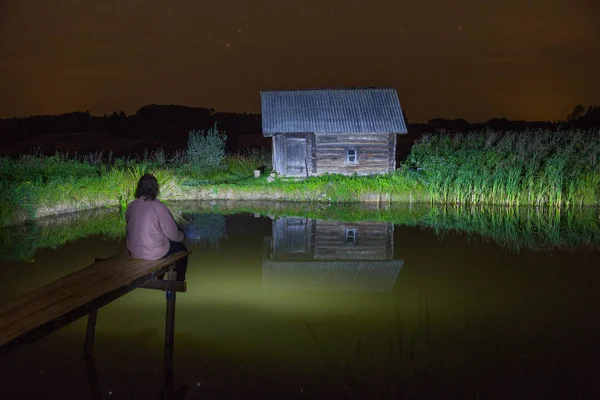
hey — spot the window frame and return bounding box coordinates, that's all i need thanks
[346,148,358,164]
[345,228,358,245]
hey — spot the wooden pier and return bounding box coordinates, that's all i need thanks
[0,250,190,358]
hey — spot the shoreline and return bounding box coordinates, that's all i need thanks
[2,183,598,228]
[2,198,599,262]
[1,186,427,227]
[2,128,599,227]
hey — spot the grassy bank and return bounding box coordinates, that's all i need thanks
[0,128,599,227]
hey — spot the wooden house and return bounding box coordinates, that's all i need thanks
[262,217,403,291]
[260,88,408,177]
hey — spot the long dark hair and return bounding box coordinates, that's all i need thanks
[135,174,159,200]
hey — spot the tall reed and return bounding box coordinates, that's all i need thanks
[225,148,272,177]
[405,128,600,207]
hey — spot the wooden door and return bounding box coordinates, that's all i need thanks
[284,137,307,176]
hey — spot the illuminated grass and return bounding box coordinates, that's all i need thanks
[225,148,272,177]
[0,128,599,228]
[405,128,600,207]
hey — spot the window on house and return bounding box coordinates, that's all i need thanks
[347,148,358,164]
[345,228,357,244]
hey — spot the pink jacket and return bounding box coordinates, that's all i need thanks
[125,198,185,260]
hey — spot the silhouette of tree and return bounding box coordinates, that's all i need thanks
[428,118,449,125]
[567,105,586,121]
[574,106,600,127]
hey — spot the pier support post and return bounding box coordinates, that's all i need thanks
[84,309,98,356]
[164,267,177,371]
[84,354,102,400]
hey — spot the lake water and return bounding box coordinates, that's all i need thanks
[1,203,599,399]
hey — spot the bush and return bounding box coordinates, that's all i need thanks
[186,124,226,173]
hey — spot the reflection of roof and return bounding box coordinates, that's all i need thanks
[262,260,403,291]
[260,88,407,136]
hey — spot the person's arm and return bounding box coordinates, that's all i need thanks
[156,202,185,242]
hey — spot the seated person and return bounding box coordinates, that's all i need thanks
[125,174,188,280]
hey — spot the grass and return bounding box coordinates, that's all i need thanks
[0,128,599,228]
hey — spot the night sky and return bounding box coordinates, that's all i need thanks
[1,0,599,122]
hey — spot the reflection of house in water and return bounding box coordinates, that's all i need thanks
[263,218,403,291]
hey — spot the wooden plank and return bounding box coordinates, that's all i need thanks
[316,160,390,164]
[316,164,390,170]
[272,136,278,174]
[0,252,130,315]
[316,153,390,159]
[318,143,389,148]
[310,133,317,174]
[316,160,390,166]
[316,148,390,155]
[316,133,390,141]
[317,145,389,151]
[316,150,390,155]
[316,136,338,143]
[389,133,397,171]
[0,251,189,347]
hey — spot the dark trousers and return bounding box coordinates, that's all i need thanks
[162,240,188,281]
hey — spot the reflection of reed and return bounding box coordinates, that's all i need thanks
[0,208,123,261]
[419,205,600,252]
[181,201,600,253]
[2,201,599,261]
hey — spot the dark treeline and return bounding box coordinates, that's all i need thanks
[0,104,262,156]
[408,105,600,133]
[0,103,598,157]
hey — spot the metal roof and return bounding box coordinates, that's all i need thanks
[260,88,407,136]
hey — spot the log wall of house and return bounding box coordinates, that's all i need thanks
[313,132,396,175]
[272,135,284,174]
